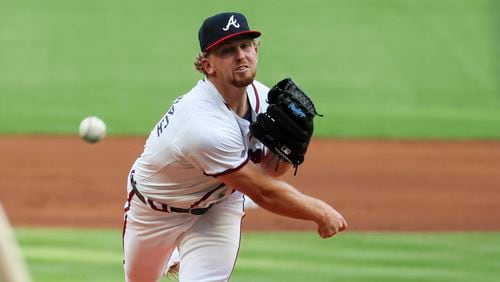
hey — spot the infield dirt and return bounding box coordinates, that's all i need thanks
[1,136,499,231]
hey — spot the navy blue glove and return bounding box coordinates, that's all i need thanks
[250,78,322,167]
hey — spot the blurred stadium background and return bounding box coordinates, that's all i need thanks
[1,0,499,138]
[1,0,499,281]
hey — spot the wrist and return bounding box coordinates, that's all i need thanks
[314,201,331,226]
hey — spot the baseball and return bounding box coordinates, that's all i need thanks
[79,116,107,143]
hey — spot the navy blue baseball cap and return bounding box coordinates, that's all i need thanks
[198,12,261,52]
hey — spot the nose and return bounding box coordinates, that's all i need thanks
[234,46,245,60]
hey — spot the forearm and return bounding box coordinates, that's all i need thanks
[249,178,330,224]
[218,162,347,238]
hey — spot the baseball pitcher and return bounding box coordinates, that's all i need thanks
[122,12,347,282]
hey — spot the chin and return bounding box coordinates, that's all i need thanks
[232,79,253,88]
[232,72,256,88]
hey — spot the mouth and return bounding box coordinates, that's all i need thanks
[235,65,249,73]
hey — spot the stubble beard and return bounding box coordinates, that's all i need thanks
[231,69,257,88]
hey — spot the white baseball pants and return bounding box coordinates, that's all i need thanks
[123,185,245,282]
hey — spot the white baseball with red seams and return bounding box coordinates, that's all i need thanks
[79,116,106,143]
[123,78,269,281]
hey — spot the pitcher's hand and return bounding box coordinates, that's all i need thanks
[317,207,347,238]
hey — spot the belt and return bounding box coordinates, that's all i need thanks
[129,171,213,215]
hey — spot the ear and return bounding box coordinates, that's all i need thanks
[202,58,215,75]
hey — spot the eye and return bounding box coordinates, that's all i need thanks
[241,41,253,49]
[218,46,236,57]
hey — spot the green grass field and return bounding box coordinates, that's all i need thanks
[1,0,499,138]
[15,228,500,282]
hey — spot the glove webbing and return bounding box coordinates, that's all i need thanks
[269,78,323,117]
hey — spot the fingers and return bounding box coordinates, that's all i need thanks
[318,228,326,238]
[317,228,332,239]
[317,228,338,239]
[339,217,348,231]
[317,217,348,239]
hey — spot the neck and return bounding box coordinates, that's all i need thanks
[209,77,249,117]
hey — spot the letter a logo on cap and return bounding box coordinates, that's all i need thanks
[222,15,240,31]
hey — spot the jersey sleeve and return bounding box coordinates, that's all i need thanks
[178,115,248,176]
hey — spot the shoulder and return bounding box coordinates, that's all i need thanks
[180,113,243,149]
[178,113,247,175]
[176,79,226,114]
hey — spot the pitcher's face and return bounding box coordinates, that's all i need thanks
[204,37,258,88]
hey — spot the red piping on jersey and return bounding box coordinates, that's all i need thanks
[251,83,260,113]
[124,188,135,213]
[122,188,135,244]
[190,183,226,208]
[223,83,259,113]
[204,157,250,177]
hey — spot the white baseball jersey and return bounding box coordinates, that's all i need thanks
[124,78,269,282]
[130,77,269,208]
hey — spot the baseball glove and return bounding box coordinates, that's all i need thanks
[250,78,322,171]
